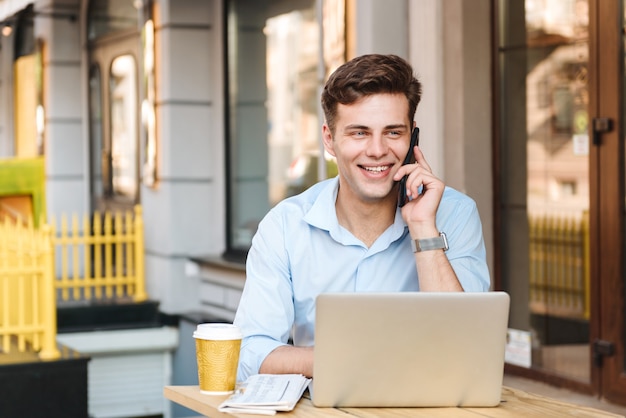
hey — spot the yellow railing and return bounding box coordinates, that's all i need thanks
[0,205,146,360]
[529,211,590,320]
[52,205,147,303]
[0,218,60,360]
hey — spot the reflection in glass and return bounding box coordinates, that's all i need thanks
[499,0,590,382]
[142,18,157,187]
[89,64,105,201]
[110,54,138,198]
[226,0,340,253]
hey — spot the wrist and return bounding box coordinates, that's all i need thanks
[408,222,439,240]
[410,232,449,253]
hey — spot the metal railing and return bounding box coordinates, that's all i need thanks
[0,205,146,360]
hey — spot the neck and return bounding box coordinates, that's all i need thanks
[335,189,397,248]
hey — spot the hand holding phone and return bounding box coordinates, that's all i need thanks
[397,127,420,207]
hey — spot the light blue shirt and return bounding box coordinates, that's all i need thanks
[234,177,490,381]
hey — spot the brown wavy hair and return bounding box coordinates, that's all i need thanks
[321,54,422,134]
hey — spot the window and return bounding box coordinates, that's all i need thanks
[497,0,591,381]
[225,0,340,259]
[89,64,105,200]
[87,0,142,212]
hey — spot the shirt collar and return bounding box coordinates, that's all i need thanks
[302,177,341,234]
[303,177,407,247]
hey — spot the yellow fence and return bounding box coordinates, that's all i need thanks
[52,206,147,303]
[0,218,59,360]
[0,205,147,360]
[529,211,590,320]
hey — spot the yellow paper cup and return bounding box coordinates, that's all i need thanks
[194,323,242,395]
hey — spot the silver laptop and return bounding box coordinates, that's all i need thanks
[312,291,510,408]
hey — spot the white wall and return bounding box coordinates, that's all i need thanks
[37,0,86,217]
[409,0,444,181]
[144,0,226,313]
[351,0,408,57]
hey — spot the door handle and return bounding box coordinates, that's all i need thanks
[592,117,613,145]
[593,339,615,367]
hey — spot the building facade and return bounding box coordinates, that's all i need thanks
[2,0,626,413]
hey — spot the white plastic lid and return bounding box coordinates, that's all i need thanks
[193,323,242,340]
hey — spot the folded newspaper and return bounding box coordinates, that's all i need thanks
[218,374,312,415]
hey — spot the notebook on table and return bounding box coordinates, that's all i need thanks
[311,291,510,408]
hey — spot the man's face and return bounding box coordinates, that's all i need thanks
[322,93,412,205]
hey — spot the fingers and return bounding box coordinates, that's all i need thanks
[401,149,443,202]
[393,146,431,181]
[413,146,432,173]
[397,147,444,225]
[404,167,438,201]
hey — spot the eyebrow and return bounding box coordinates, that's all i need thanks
[343,124,369,131]
[384,124,409,131]
[343,123,409,131]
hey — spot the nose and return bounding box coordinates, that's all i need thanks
[365,133,388,158]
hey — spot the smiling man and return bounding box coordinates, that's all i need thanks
[233,54,490,381]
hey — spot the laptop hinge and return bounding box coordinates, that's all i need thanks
[592,339,615,367]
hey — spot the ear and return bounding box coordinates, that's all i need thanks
[322,124,336,157]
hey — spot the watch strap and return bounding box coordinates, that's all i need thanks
[411,232,448,252]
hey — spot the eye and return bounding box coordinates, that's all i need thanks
[350,130,368,138]
[386,130,403,138]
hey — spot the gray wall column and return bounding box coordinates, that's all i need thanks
[144,0,225,313]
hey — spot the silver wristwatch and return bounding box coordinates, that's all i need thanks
[411,232,449,253]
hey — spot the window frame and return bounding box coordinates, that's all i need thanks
[222,0,324,262]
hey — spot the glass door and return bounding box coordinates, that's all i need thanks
[498,0,592,385]
[498,0,626,404]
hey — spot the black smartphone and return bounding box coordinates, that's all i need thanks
[397,127,420,207]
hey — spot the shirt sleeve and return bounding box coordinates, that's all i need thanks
[234,208,295,381]
[438,191,491,292]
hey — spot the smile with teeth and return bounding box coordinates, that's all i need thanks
[362,165,390,173]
